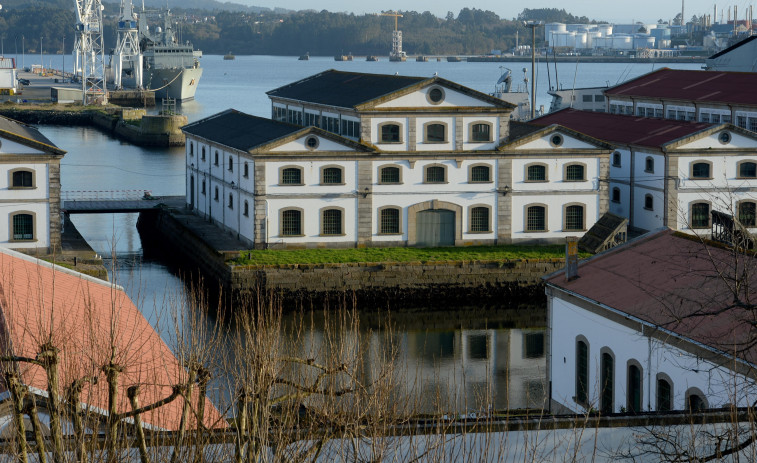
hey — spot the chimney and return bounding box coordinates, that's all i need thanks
[565,236,579,281]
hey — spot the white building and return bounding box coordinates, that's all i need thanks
[533,109,757,235]
[0,116,65,253]
[182,70,613,249]
[546,229,757,414]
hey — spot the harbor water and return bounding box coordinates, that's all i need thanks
[42,55,703,412]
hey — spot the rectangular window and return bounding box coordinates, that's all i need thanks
[722,114,732,123]
[380,208,400,234]
[749,118,757,133]
[655,108,663,118]
[594,95,605,102]
[583,95,593,103]
[738,116,747,128]
[425,166,446,183]
[691,203,710,228]
[526,206,546,231]
[471,123,491,142]
[524,332,545,358]
[711,113,720,123]
[12,214,33,240]
[322,209,342,235]
[700,113,710,123]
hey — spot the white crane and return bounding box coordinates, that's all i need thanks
[75,0,107,104]
[112,0,142,90]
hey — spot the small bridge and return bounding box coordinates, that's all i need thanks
[62,190,185,214]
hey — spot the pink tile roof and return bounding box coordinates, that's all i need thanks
[546,229,757,365]
[605,68,757,106]
[0,248,225,430]
[531,109,712,149]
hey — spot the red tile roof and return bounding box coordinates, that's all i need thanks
[546,229,757,365]
[605,68,757,106]
[531,109,712,149]
[0,248,225,430]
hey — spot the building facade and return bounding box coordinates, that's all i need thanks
[0,117,65,253]
[183,71,612,249]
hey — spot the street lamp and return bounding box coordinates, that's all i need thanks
[523,20,543,120]
[39,35,43,71]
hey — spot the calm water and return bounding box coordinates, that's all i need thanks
[41,55,703,412]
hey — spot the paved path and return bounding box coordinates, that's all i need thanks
[63,196,186,213]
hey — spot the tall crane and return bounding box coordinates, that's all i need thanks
[75,0,107,104]
[381,11,406,62]
[112,0,142,90]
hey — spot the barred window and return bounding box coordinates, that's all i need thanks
[565,164,585,181]
[565,205,584,231]
[380,166,401,184]
[740,202,756,227]
[12,170,33,187]
[426,123,445,142]
[470,207,490,232]
[12,214,33,240]
[526,205,546,232]
[425,165,446,183]
[527,165,546,181]
[281,209,302,236]
[739,162,757,178]
[322,209,343,235]
[322,167,343,184]
[380,208,400,234]
[691,203,710,228]
[380,124,400,143]
[281,167,302,185]
[470,123,491,142]
[692,162,710,179]
[470,165,491,182]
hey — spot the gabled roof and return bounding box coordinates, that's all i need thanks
[266,69,428,109]
[545,229,757,366]
[531,109,713,150]
[0,247,224,430]
[501,122,615,151]
[604,67,757,106]
[0,116,65,156]
[182,109,373,153]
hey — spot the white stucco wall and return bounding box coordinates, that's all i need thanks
[0,202,49,248]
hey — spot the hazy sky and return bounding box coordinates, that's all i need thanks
[244,1,755,24]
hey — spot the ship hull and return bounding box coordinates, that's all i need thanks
[143,67,203,101]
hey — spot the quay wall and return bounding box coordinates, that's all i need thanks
[139,209,564,308]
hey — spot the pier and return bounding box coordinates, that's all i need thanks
[62,190,185,214]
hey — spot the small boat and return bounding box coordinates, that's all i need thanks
[298,53,310,61]
[366,55,379,62]
[416,55,429,62]
[335,53,353,61]
[223,52,235,60]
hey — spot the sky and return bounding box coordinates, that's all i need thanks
[241,1,756,24]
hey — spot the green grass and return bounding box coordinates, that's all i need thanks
[232,245,570,266]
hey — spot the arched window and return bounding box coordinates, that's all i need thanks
[379,123,401,143]
[739,201,757,227]
[281,209,302,236]
[321,166,343,184]
[644,194,653,210]
[565,205,585,231]
[612,187,621,203]
[228,156,233,172]
[280,167,303,185]
[214,187,219,201]
[691,161,711,179]
[11,170,33,188]
[645,157,654,173]
[527,164,547,182]
[201,180,206,195]
[379,207,400,234]
[425,123,446,143]
[469,206,490,232]
[469,165,491,183]
[214,151,219,166]
[228,194,233,209]
[627,363,642,413]
[321,208,343,235]
[691,202,710,229]
[601,351,614,414]
[11,213,34,241]
[189,142,194,156]
[470,122,492,142]
[201,147,206,161]
[379,166,401,184]
[685,388,708,411]
[565,164,586,182]
[526,205,546,232]
[244,162,249,178]
[739,161,757,178]
[576,339,589,405]
[424,165,446,183]
[656,376,672,411]
[243,201,249,217]
[612,151,621,167]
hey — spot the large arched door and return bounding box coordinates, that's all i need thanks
[417,210,455,247]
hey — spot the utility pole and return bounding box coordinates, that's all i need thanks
[524,21,542,120]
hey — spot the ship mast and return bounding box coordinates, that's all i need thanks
[113,0,142,89]
[75,0,107,104]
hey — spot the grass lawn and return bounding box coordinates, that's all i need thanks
[232,245,570,266]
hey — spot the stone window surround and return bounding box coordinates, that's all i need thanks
[378,164,403,185]
[525,163,549,183]
[279,207,304,237]
[690,160,713,180]
[9,210,36,242]
[320,165,345,185]
[468,163,493,183]
[377,121,403,144]
[564,163,587,182]
[524,203,549,232]
[320,206,346,236]
[279,165,305,186]
[468,120,493,143]
[737,160,757,179]
[406,200,463,246]
[8,168,36,189]
[563,202,587,232]
[468,204,492,233]
[422,121,449,144]
[689,200,712,229]
[656,372,674,412]
[377,206,403,235]
[684,386,709,411]
[426,85,446,105]
[423,163,448,184]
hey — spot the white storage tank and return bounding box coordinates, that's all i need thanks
[575,32,588,49]
[587,31,602,48]
[597,24,613,36]
[633,34,655,49]
[612,34,633,49]
[593,36,611,48]
[545,23,567,44]
[553,31,576,48]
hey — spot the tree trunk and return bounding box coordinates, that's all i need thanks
[25,398,48,463]
[127,386,151,463]
[38,343,64,463]
[6,372,29,463]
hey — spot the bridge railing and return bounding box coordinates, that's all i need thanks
[62,190,154,201]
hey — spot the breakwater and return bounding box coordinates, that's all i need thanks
[138,209,564,309]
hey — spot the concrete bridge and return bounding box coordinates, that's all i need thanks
[62,190,185,214]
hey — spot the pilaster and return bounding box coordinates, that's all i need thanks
[253,161,267,249]
[497,158,513,244]
[408,117,416,151]
[356,161,373,246]
[665,156,679,229]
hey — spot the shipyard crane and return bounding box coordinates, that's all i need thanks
[113,0,142,89]
[380,11,406,61]
[75,0,107,104]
